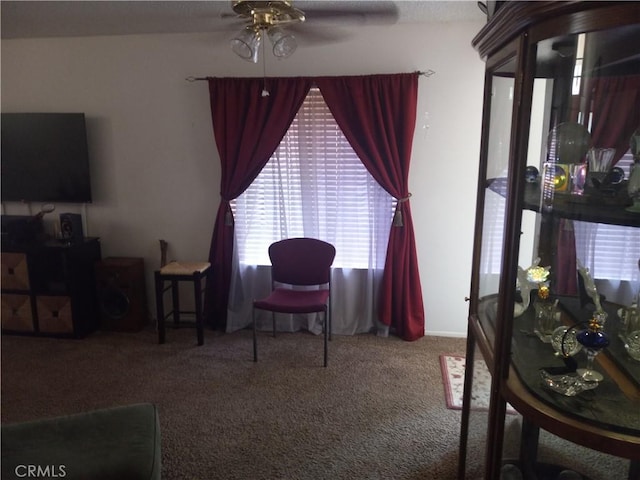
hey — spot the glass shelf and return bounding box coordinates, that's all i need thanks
[488,177,640,227]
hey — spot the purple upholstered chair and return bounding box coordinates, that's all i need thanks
[252,237,336,367]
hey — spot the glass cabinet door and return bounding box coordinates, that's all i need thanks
[460,47,520,480]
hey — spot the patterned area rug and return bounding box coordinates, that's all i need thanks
[440,354,517,414]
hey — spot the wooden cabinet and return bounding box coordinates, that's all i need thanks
[459,3,640,480]
[1,238,102,337]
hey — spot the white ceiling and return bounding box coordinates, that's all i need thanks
[0,1,486,40]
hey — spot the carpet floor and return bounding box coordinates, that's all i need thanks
[0,328,631,479]
[2,328,468,480]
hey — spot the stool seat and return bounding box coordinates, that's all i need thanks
[155,261,210,345]
[160,261,210,276]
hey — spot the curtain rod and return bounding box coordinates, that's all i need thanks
[185,70,435,82]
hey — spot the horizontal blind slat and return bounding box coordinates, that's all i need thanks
[231,88,395,269]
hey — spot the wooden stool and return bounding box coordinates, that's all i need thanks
[154,261,210,345]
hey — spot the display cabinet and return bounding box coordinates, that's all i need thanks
[459,2,640,479]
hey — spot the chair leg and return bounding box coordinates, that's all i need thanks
[323,310,328,368]
[328,300,332,342]
[272,312,276,337]
[253,307,258,362]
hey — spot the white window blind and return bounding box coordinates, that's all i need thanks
[231,88,396,269]
[480,188,507,276]
[574,151,640,283]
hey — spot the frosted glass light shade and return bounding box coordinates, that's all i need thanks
[231,27,261,63]
[268,27,297,58]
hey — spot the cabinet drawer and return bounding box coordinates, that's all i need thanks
[1,294,34,332]
[36,296,73,334]
[1,253,30,290]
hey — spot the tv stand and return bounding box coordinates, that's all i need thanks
[1,237,102,337]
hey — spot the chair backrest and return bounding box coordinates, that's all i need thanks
[268,238,336,286]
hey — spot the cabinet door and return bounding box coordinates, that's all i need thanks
[1,253,30,290]
[36,295,74,334]
[1,294,34,332]
[460,44,521,479]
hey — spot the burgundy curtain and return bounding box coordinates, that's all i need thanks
[556,75,640,295]
[585,75,640,163]
[554,219,578,295]
[316,72,425,341]
[204,77,312,328]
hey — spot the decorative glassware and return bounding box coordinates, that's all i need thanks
[526,264,557,342]
[627,128,640,212]
[534,299,560,343]
[627,159,640,213]
[541,370,599,397]
[586,147,616,189]
[625,331,640,361]
[619,304,640,343]
[551,326,582,357]
[576,312,609,382]
[577,259,604,312]
[514,265,532,317]
[514,259,550,318]
[569,163,587,195]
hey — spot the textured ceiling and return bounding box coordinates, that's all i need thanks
[0,1,486,39]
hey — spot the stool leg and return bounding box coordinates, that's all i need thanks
[155,272,165,344]
[171,280,180,325]
[194,273,204,346]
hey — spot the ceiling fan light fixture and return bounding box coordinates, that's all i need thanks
[231,26,261,63]
[268,27,297,58]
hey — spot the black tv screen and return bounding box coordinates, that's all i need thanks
[1,113,93,203]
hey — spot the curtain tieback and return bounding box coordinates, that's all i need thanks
[393,193,412,227]
[222,200,235,226]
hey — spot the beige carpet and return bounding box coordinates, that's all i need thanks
[0,328,630,479]
[1,328,468,480]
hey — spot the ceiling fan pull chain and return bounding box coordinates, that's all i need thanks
[261,34,270,97]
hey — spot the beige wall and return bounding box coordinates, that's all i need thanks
[1,20,485,336]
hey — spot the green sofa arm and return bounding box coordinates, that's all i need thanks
[1,403,161,480]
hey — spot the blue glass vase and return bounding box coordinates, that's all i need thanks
[576,328,609,382]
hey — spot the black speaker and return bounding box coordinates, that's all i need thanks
[95,257,148,332]
[59,213,83,243]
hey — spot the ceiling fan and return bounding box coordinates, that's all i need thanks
[227,0,399,63]
[230,0,305,62]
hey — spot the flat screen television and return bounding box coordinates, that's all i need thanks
[1,113,93,203]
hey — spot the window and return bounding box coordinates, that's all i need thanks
[231,88,396,270]
[574,151,640,285]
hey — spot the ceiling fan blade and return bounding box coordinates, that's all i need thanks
[218,0,399,47]
[287,24,352,46]
[302,1,399,26]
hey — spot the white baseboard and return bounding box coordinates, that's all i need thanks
[424,330,467,338]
